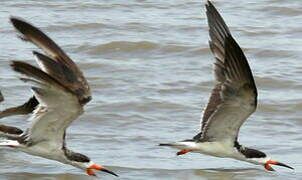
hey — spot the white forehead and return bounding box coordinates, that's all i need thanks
[248,157,271,165]
[84,161,95,168]
[68,160,94,170]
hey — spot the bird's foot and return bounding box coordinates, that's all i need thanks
[176,149,192,156]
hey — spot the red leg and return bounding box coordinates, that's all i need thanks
[177,149,192,156]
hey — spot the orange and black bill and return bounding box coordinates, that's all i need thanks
[87,164,118,177]
[264,160,294,171]
[101,168,118,177]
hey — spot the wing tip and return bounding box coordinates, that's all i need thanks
[10,60,31,74]
[10,17,92,106]
[10,16,21,25]
[10,60,23,70]
[10,16,28,31]
[10,61,61,89]
[205,0,215,13]
[205,0,213,8]
[206,0,231,36]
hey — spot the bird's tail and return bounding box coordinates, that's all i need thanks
[159,141,195,150]
[160,141,196,155]
[159,142,178,147]
[0,139,20,147]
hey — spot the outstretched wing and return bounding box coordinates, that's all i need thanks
[11,61,82,148]
[198,1,257,142]
[0,17,92,122]
[7,17,92,148]
[10,17,91,104]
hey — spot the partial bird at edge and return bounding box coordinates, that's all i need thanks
[0,17,118,177]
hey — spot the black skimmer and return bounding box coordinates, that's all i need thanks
[0,17,118,177]
[160,1,294,171]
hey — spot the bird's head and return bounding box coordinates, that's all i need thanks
[237,146,293,171]
[248,156,294,171]
[71,160,118,177]
[64,149,118,177]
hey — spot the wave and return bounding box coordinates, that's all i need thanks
[87,41,158,54]
[76,41,209,58]
[45,22,109,32]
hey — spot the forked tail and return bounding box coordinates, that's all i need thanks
[159,142,179,147]
[160,141,195,155]
[0,139,20,147]
[159,141,195,149]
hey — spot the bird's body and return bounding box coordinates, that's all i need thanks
[166,141,236,157]
[161,140,271,166]
[0,17,117,177]
[160,1,293,171]
[11,140,65,163]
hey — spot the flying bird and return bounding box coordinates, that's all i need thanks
[0,17,118,177]
[160,1,293,171]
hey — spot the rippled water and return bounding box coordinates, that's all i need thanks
[0,0,302,179]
